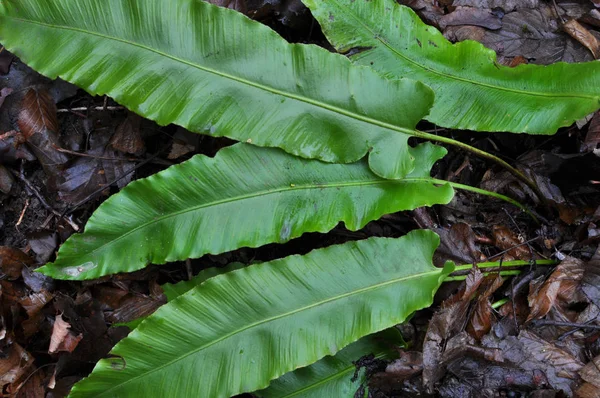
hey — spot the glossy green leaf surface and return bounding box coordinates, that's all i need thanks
[38,143,453,280]
[304,0,600,134]
[0,0,435,179]
[257,329,403,398]
[69,230,453,397]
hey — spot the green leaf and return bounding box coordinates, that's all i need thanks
[0,0,435,179]
[38,144,453,280]
[303,0,600,134]
[257,329,403,398]
[68,230,454,397]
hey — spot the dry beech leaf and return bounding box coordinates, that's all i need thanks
[17,88,68,172]
[526,257,585,321]
[563,19,600,59]
[49,314,82,354]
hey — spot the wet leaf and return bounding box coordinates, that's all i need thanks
[492,225,531,260]
[17,88,68,173]
[0,339,34,386]
[582,111,600,154]
[434,223,484,266]
[109,113,144,156]
[467,275,505,340]
[439,7,503,30]
[0,87,12,109]
[422,267,484,392]
[578,355,600,397]
[0,246,34,280]
[482,330,584,395]
[28,230,58,264]
[527,257,585,321]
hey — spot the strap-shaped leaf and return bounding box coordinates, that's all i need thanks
[69,230,453,397]
[38,143,453,280]
[0,0,435,179]
[304,0,600,134]
[257,330,403,397]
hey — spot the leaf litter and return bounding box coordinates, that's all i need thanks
[1,1,600,396]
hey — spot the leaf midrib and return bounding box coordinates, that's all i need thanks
[328,0,598,101]
[95,264,441,397]
[4,15,418,135]
[67,178,435,263]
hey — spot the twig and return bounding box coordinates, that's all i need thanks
[530,319,600,331]
[15,198,29,228]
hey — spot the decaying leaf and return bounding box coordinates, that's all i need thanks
[482,330,584,395]
[577,355,600,398]
[434,222,484,266]
[17,88,68,173]
[582,111,600,154]
[0,339,34,386]
[563,19,600,59]
[49,314,82,354]
[492,225,531,260]
[0,87,12,109]
[439,7,503,30]
[467,275,505,340]
[527,257,585,321]
[0,246,34,280]
[422,267,484,392]
[109,113,144,156]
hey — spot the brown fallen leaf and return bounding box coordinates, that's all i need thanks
[492,225,531,260]
[0,87,13,109]
[563,19,600,59]
[527,257,585,322]
[467,275,505,340]
[422,267,484,392]
[0,246,34,280]
[439,6,503,30]
[0,339,34,387]
[582,111,600,154]
[109,113,145,155]
[433,222,485,266]
[20,290,54,318]
[578,355,600,396]
[49,314,82,354]
[17,88,68,174]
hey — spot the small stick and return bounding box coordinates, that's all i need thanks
[530,319,600,331]
[15,198,29,227]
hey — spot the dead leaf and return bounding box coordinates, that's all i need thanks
[434,222,485,266]
[527,257,585,321]
[0,246,34,280]
[579,355,600,393]
[49,314,82,354]
[492,225,531,260]
[582,111,600,154]
[110,113,145,155]
[0,87,13,109]
[452,0,538,10]
[0,48,14,74]
[57,129,135,204]
[15,367,46,398]
[0,339,34,386]
[27,230,58,264]
[563,19,600,59]
[0,164,15,194]
[447,6,596,64]
[482,330,584,395]
[17,88,69,174]
[422,267,484,392]
[467,275,505,340]
[20,290,54,318]
[439,7,503,30]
